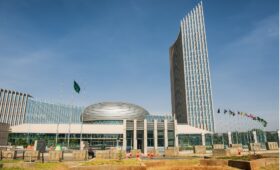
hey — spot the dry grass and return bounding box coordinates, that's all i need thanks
[82,158,142,166]
[259,163,279,170]
[143,159,238,170]
[146,165,238,170]
[33,162,69,170]
[143,159,200,167]
[81,158,240,170]
[2,162,68,170]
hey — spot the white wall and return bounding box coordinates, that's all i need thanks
[11,123,212,135]
[177,124,212,134]
[11,123,124,134]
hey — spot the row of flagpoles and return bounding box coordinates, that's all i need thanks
[217,108,267,127]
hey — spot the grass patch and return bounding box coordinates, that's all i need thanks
[0,159,23,164]
[33,162,68,170]
[1,168,25,170]
[83,158,142,166]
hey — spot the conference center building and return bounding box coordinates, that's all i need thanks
[0,88,211,154]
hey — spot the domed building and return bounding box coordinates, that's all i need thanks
[3,87,211,155]
[82,102,149,122]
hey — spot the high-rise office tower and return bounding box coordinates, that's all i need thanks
[170,2,214,131]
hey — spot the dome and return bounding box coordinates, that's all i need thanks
[82,102,149,121]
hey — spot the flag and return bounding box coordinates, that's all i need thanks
[248,114,255,119]
[217,108,220,113]
[73,80,81,94]
[224,109,227,114]
[263,121,267,127]
[229,110,234,116]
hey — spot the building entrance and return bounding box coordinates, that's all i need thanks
[137,139,142,150]
[137,130,144,153]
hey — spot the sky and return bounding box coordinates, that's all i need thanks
[0,0,278,131]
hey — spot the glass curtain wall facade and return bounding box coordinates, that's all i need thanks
[170,2,214,131]
[9,133,123,149]
[177,129,276,150]
[25,99,83,124]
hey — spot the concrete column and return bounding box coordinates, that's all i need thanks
[1,91,9,123]
[123,120,127,151]
[144,119,147,155]
[133,119,137,150]
[201,132,205,146]
[164,119,168,148]
[5,91,13,123]
[263,131,267,143]
[253,131,258,143]
[228,131,232,145]
[34,140,38,151]
[67,124,71,148]
[0,90,5,122]
[174,119,178,147]
[20,94,28,124]
[55,124,59,145]
[277,130,280,143]
[153,119,158,150]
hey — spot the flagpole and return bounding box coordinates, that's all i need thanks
[68,89,74,149]
[57,82,63,146]
[80,85,84,145]
[80,113,83,144]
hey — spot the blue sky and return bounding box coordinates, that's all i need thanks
[0,0,278,131]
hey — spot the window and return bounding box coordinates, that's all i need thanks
[158,130,164,147]
[147,130,154,147]
[126,130,133,147]
[168,130,175,147]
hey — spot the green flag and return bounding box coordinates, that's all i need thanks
[73,80,80,93]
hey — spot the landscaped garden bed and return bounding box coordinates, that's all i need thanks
[201,154,279,170]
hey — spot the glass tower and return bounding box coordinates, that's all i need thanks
[170,2,214,131]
